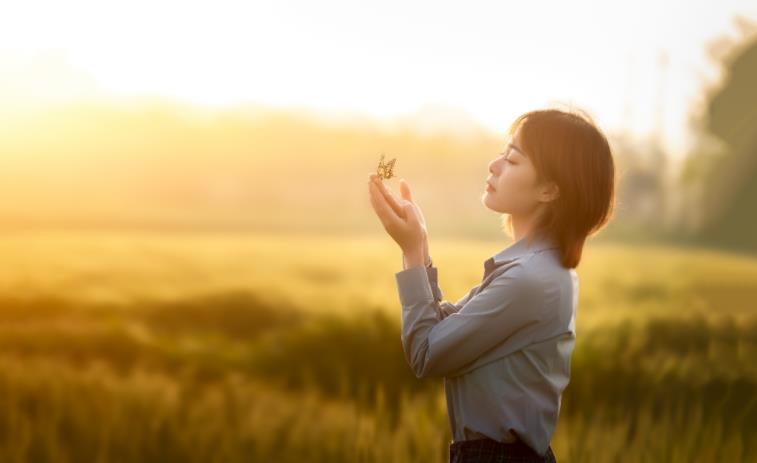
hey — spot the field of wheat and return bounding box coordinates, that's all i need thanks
[0,230,754,462]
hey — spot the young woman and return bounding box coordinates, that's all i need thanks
[367,108,616,462]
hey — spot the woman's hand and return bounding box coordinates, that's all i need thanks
[398,178,431,267]
[368,174,427,262]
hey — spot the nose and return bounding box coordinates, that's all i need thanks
[488,157,501,176]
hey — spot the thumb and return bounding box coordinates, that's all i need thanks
[399,178,414,202]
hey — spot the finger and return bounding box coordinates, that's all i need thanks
[399,178,414,202]
[399,179,424,224]
[371,176,405,218]
[369,180,401,229]
[411,202,426,226]
[397,179,425,225]
[403,202,420,226]
[410,204,427,233]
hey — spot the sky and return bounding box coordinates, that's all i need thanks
[1,0,757,160]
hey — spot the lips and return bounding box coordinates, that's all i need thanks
[486,182,496,191]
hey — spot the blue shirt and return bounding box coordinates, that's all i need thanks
[394,234,578,457]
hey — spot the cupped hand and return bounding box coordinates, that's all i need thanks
[368,174,427,259]
[397,177,431,266]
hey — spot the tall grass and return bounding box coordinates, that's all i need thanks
[0,356,451,463]
[0,232,755,461]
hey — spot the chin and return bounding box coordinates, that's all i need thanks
[481,192,505,213]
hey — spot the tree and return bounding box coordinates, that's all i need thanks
[683,18,757,252]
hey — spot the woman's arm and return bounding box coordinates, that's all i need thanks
[438,284,483,318]
[402,254,477,320]
[395,261,544,379]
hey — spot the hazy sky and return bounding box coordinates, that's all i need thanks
[2,0,756,159]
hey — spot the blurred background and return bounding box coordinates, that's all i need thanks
[1,1,756,461]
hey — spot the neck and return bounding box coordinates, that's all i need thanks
[511,217,532,242]
[510,207,546,242]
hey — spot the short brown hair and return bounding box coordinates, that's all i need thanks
[501,108,616,268]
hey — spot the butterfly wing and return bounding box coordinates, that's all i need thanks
[384,158,396,179]
[376,153,397,179]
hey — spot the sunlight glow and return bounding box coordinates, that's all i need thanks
[1,0,756,157]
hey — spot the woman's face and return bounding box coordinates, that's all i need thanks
[481,127,547,215]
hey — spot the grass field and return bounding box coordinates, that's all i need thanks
[0,230,755,462]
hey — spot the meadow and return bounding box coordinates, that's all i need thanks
[0,230,755,462]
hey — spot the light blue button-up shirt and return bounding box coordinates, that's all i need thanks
[394,234,578,457]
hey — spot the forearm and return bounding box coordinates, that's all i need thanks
[403,248,431,269]
[403,237,431,269]
[402,248,426,269]
[401,247,444,306]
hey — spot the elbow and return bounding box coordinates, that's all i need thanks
[412,364,430,379]
[402,341,432,379]
[402,334,445,379]
[405,349,426,378]
[411,353,462,379]
[412,361,449,379]
[411,362,428,379]
[409,351,440,379]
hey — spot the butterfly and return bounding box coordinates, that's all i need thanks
[376,153,397,180]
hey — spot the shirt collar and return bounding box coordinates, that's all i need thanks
[483,233,559,278]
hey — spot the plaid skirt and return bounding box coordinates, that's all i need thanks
[448,436,557,463]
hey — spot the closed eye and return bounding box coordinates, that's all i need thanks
[498,152,516,164]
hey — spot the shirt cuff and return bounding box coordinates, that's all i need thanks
[426,266,443,302]
[395,265,435,307]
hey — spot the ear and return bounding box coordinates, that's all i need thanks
[539,181,560,203]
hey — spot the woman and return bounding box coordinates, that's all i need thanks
[367,108,616,462]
